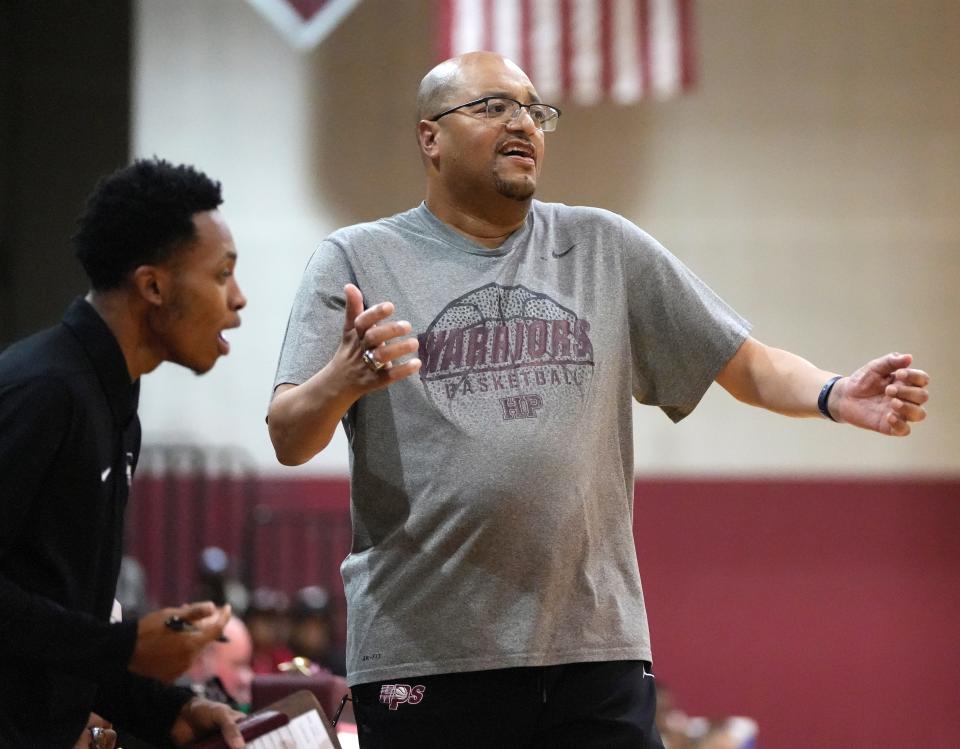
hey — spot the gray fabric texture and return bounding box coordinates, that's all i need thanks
[274,201,751,685]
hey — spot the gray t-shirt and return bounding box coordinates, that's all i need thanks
[274,201,750,685]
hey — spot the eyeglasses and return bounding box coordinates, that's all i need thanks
[430,96,562,132]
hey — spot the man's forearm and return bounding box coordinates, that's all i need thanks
[268,367,358,466]
[716,337,837,418]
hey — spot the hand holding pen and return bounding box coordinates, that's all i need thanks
[164,614,230,642]
[128,602,232,683]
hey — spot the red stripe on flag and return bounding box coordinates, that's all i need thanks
[519,0,532,72]
[560,0,573,98]
[483,0,495,52]
[437,0,453,61]
[638,0,651,96]
[600,0,613,97]
[678,0,696,89]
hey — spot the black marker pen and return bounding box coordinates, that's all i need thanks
[164,615,229,643]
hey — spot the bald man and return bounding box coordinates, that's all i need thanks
[268,52,929,748]
[183,617,255,711]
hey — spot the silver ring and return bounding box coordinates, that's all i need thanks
[89,727,118,749]
[362,349,386,372]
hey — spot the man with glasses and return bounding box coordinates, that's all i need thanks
[268,52,928,748]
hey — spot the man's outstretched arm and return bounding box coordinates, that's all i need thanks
[716,337,929,435]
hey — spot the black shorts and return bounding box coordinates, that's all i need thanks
[351,660,665,749]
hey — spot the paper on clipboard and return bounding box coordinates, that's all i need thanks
[184,689,341,749]
[246,708,337,749]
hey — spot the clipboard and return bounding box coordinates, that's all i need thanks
[186,689,342,749]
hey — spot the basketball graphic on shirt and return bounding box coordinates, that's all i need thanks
[418,283,595,430]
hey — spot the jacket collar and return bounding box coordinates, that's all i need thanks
[62,297,140,427]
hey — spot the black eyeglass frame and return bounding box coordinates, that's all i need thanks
[429,96,562,131]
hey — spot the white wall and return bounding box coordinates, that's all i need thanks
[133,0,959,476]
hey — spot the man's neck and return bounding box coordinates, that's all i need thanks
[425,192,530,249]
[86,290,160,381]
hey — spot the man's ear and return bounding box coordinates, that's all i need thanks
[417,120,441,160]
[131,265,165,306]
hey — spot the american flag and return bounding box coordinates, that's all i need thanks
[437,0,696,104]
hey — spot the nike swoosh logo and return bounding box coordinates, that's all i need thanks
[101,466,112,482]
[551,243,576,258]
[642,666,655,679]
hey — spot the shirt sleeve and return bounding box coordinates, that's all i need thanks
[272,240,358,392]
[0,376,138,677]
[619,217,751,422]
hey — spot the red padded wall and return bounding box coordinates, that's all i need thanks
[127,476,960,747]
[632,478,960,748]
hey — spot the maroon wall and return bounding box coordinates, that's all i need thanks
[633,478,960,748]
[127,476,960,747]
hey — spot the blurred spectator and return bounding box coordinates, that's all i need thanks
[246,587,294,674]
[693,723,737,749]
[654,683,757,749]
[288,585,346,676]
[180,616,255,712]
[718,716,757,749]
[688,716,758,749]
[655,682,693,749]
[196,546,250,614]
